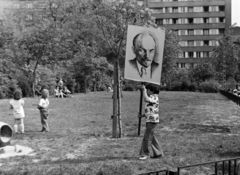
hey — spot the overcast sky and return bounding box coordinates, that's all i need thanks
[232,0,240,26]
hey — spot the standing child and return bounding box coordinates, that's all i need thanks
[37,89,50,132]
[138,83,164,160]
[9,90,25,134]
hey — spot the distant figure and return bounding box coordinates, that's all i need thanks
[54,86,63,98]
[58,78,64,89]
[9,90,25,134]
[62,86,71,97]
[107,85,113,92]
[37,89,50,132]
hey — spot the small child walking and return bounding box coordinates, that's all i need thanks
[138,83,164,160]
[37,89,50,132]
[9,90,25,134]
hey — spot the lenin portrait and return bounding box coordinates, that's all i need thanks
[124,25,165,85]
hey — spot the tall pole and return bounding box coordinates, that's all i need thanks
[112,59,118,138]
[117,58,123,138]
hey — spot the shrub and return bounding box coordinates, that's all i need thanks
[123,84,135,91]
[168,81,182,91]
[198,80,220,93]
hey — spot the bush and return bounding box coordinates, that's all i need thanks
[122,84,135,91]
[198,80,220,93]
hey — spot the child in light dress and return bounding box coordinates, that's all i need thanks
[9,90,25,134]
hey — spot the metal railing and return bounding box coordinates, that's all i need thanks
[220,90,240,106]
[177,157,240,175]
[138,169,176,175]
[140,157,240,175]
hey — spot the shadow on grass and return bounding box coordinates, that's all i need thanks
[218,151,240,158]
[46,156,137,165]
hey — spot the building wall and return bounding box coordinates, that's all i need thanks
[144,0,232,69]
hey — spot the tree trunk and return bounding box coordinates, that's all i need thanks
[117,58,123,138]
[84,77,87,94]
[112,59,118,138]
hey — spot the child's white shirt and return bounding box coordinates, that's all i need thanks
[9,99,25,119]
[39,98,49,108]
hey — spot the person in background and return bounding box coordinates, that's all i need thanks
[9,90,25,134]
[138,83,164,160]
[37,89,50,132]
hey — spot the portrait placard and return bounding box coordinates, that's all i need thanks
[124,25,165,85]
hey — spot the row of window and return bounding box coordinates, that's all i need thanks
[13,2,73,9]
[156,17,225,25]
[176,63,197,69]
[180,40,219,47]
[179,51,210,58]
[149,0,223,2]
[174,28,224,36]
[152,6,225,13]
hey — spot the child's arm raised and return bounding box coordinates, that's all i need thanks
[140,85,150,102]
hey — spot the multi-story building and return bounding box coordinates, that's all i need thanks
[143,0,231,69]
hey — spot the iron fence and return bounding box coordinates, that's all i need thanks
[139,157,240,175]
[220,90,240,105]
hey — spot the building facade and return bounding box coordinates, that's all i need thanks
[144,0,231,69]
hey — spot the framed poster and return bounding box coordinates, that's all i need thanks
[124,25,165,85]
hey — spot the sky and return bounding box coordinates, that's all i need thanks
[232,0,240,26]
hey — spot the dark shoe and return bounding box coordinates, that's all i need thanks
[151,154,164,159]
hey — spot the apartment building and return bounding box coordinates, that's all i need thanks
[143,0,231,69]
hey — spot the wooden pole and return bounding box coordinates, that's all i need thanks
[138,88,143,136]
[112,59,118,138]
[117,58,122,138]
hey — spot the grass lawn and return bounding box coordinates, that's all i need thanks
[0,91,240,175]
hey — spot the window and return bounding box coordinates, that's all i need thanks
[204,40,209,46]
[219,29,225,34]
[173,18,178,24]
[188,18,193,24]
[188,41,194,46]
[156,19,163,25]
[203,29,209,35]
[188,29,194,35]
[189,52,194,58]
[188,7,193,12]
[219,6,225,12]
[181,63,186,68]
[196,52,201,58]
[173,7,178,13]
[195,29,202,35]
[195,41,202,46]
[219,17,225,23]
[203,18,209,23]
[203,6,209,12]
[203,52,209,57]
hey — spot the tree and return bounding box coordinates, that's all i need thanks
[211,28,240,86]
[92,0,158,138]
[161,29,181,86]
[189,63,214,83]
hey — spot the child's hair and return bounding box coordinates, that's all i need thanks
[13,90,22,100]
[145,83,160,94]
[41,89,49,99]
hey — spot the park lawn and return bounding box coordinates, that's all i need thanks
[0,91,240,174]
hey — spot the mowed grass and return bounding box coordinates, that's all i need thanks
[0,91,240,174]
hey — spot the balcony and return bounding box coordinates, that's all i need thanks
[153,12,225,18]
[162,23,226,30]
[147,0,225,8]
